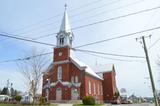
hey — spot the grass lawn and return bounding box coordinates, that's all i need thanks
[0,104,57,106]
[0,105,15,106]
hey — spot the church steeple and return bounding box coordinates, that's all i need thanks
[56,4,74,47]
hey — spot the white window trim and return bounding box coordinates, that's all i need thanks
[57,66,62,80]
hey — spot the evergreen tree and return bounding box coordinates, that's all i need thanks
[114,91,120,98]
[1,87,9,95]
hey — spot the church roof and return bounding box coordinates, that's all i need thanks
[91,64,114,73]
[70,50,103,80]
[59,4,71,33]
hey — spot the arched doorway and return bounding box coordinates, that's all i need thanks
[71,88,79,100]
[56,88,62,100]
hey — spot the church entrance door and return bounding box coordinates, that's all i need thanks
[71,88,78,100]
[56,88,62,100]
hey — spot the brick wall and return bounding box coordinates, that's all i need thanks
[42,60,85,100]
[84,74,103,102]
[102,69,117,102]
[42,46,117,103]
[54,46,70,62]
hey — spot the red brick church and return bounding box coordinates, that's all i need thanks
[42,6,118,103]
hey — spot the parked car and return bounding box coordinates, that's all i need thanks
[121,100,128,104]
[111,99,121,104]
[127,99,133,104]
[121,99,133,104]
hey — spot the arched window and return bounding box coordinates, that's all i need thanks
[75,76,78,83]
[60,37,64,45]
[88,81,91,94]
[57,66,62,80]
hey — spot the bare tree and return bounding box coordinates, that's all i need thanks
[17,48,49,105]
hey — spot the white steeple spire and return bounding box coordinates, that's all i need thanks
[56,4,74,47]
[59,4,71,33]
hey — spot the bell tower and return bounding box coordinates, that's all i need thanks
[56,4,74,47]
[54,4,74,62]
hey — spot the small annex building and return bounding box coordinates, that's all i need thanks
[42,6,119,103]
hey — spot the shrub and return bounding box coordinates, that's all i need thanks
[82,96,95,105]
[15,95,22,102]
[114,91,120,98]
[39,96,47,105]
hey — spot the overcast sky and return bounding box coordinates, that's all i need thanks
[0,0,160,97]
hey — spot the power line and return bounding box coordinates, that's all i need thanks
[70,0,121,18]
[2,23,160,49]
[13,0,122,36]
[3,4,158,41]
[23,0,144,38]
[149,36,160,49]
[142,2,160,50]
[69,0,112,12]
[31,5,160,40]
[0,52,53,63]
[0,31,35,43]
[1,24,160,49]
[72,5,160,31]
[0,48,144,64]
[74,26,160,48]
[81,51,145,63]
[0,31,33,39]
[12,14,61,33]
[70,0,144,24]
[74,48,145,58]
[11,0,105,33]
[0,33,56,47]
[0,48,145,64]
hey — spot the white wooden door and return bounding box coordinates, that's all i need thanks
[56,88,62,100]
[71,88,78,100]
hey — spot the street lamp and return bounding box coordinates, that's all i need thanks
[46,79,50,102]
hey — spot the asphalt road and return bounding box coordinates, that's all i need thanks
[57,103,154,106]
[111,103,154,106]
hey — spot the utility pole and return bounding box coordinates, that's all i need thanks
[141,36,159,106]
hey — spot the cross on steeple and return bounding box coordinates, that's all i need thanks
[65,3,67,10]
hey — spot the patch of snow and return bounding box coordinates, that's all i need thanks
[70,51,102,80]
[91,64,114,73]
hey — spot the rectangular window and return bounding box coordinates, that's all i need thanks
[98,84,100,95]
[57,66,62,80]
[101,85,103,95]
[89,81,91,94]
[71,76,74,83]
[75,76,78,83]
[94,83,96,94]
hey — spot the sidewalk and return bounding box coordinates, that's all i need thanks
[58,103,73,106]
